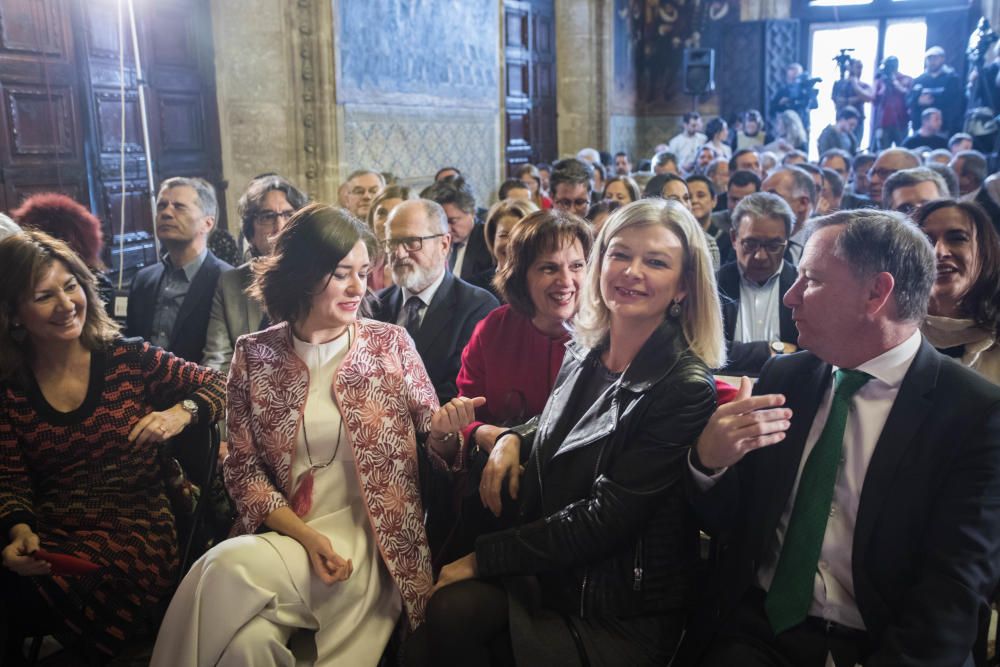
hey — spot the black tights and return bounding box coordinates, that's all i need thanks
[405,579,516,667]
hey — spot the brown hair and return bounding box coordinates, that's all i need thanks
[493,209,593,318]
[483,199,539,258]
[250,203,376,325]
[0,230,119,380]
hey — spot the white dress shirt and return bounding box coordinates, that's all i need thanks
[667,131,708,172]
[451,242,468,277]
[734,262,783,344]
[396,268,447,330]
[692,330,922,630]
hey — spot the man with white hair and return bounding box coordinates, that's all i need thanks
[374,199,497,403]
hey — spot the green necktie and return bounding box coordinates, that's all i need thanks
[765,368,873,635]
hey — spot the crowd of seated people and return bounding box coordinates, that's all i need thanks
[4,105,1000,667]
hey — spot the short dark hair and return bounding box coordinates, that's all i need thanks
[591,161,607,181]
[952,150,988,187]
[250,203,376,325]
[837,106,860,122]
[807,209,935,322]
[683,111,702,123]
[921,107,942,122]
[643,172,686,198]
[498,179,530,200]
[483,198,539,256]
[686,174,716,198]
[821,167,845,200]
[494,209,593,318]
[853,153,876,172]
[652,151,678,170]
[421,176,477,213]
[914,199,1000,333]
[614,151,629,160]
[434,166,462,181]
[705,117,727,139]
[237,174,309,247]
[728,169,762,191]
[729,148,758,171]
[550,158,593,193]
[820,148,851,170]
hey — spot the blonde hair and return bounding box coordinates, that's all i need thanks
[574,198,726,369]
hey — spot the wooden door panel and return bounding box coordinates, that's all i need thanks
[0,0,68,59]
[503,0,556,172]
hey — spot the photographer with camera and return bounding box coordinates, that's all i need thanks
[770,63,820,134]
[832,54,874,145]
[873,56,913,151]
[909,46,964,137]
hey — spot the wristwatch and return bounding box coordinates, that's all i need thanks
[180,399,199,422]
[770,340,785,355]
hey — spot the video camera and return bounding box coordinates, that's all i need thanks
[833,48,855,79]
[796,74,822,111]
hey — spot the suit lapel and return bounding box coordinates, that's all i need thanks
[238,265,261,333]
[853,340,938,561]
[171,252,217,342]
[717,264,739,341]
[412,272,454,350]
[762,356,830,532]
[379,286,404,324]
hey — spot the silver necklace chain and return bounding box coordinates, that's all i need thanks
[299,327,351,471]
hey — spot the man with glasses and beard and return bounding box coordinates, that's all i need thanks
[374,199,498,404]
[716,193,799,374]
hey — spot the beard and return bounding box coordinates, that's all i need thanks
[392,260,439,293]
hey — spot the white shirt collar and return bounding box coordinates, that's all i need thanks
[835,329,922,389]
[401,267,447,308]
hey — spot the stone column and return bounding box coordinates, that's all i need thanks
[556,0,610,157]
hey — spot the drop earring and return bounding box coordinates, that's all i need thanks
[668,300,682,319]
[10,321,25,343]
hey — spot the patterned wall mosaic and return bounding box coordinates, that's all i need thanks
[340,106,500,206]
[336,0,499,107]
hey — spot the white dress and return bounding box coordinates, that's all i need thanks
[151,331,402,667]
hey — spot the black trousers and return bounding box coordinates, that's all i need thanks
[699,588,872,667]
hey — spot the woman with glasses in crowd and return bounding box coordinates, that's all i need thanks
[0,230,225,661]
[914,199,1000,384]
[153,203,482,666]
[410,198,727,666]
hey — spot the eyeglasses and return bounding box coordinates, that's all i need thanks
[739,238,787,255]
[555,198,590,209]
[894,202,922,215]
[384,233,445,253]
[253,210,294,227]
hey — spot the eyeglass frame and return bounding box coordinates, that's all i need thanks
[253,210,295,227]
[383,233,447,253]
[738,238,788,255]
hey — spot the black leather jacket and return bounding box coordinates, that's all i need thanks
[475,319,716,618]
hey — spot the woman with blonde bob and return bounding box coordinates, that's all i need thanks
[412,199,726,666]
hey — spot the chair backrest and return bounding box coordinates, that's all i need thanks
[163,420,229,584]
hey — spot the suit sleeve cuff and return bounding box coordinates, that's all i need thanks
[688,449,727,491]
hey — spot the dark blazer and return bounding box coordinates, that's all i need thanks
[717,261,798,374]
[125,250,231,364]
[692,340,1000,665]
[456,223,495,283]
[374,271,498,403]
[477,319,716,618]
[201,262,264,375]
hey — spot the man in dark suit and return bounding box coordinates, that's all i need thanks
[421,177,494,283]
[690,209,1000,666]
[126,177,231,363]
[718,193,798,375]
[374,199,498,403]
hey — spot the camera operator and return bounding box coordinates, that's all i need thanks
[770,63,820,133]
[832,57,874,145]
[909,46,964,137]
[873,56,913,151]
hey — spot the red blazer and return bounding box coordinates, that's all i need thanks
[224,319,446,627]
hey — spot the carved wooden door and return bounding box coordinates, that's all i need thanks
[503,0,556,175]
[0,0,225,284]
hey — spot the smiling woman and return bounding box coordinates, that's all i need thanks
[153,203,484,666]
[0,230,225,660]
[412,199,726,666]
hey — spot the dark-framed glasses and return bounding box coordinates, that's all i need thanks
[555,198,590,209]
[384,234,445,253]
[739,238,787,255]
[254,210,294,227]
